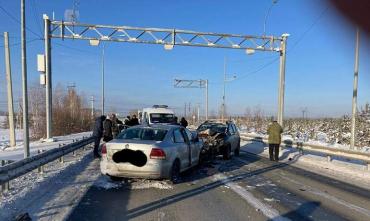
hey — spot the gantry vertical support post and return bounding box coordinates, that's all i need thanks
[44,14,52,139]
[277,34,288,128]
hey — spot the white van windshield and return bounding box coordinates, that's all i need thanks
[150,113,174,123]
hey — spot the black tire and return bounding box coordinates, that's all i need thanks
[234,141,240,156]
[109,175,123,182]
[170,159,181,184]
[223,144,231,160]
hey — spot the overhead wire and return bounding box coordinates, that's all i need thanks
[0,5,42,38]
[229,5,330,82]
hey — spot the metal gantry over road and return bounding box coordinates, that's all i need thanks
[174,79,209,120]
[43,15,288,138]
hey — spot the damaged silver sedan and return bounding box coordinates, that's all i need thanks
[100,124,203,183]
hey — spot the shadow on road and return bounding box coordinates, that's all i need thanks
[268,201,321,221]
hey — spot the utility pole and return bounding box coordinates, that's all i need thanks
[184,103,187,118]
[222,57,237,123]
[197,103,200,124]
[350,28,360,150]
[277,34,288,128]
[91,96,95,118]
[205,79,208,120]
[4,32,16,147]
[44,14,52,140]
[21,0,30,157]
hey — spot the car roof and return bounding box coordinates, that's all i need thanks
[128,124,183,130]
[200,121,233,126]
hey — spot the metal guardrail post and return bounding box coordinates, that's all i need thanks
[327,155,332,162]
[1,160,9,193]
[37,150,44,174]
[58,143,64,163]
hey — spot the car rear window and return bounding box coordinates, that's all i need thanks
[117,128,167,141]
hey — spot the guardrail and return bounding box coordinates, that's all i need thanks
[240,133,370,171]
[0,136,94,186]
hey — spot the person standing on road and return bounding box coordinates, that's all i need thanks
[124,115,131,126]
[103,115,113,142]
[131,114,140,126]
[92,115,106,158]
[180,117,188,128]
[111,113,123,138]
[172,116,180,125]
[267,119,283,161]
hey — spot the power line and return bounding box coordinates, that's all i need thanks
[289,6,329,52]
[53,42,96,55]
[229,5,330,82]
[30,0,43,36]
[0,38,42,48]
[0,5,42,38]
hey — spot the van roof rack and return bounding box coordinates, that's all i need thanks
[152,105,168,108]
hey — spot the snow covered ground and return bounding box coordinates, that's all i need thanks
[240,140,370,189]
[0,131,92,161]
[0,129,24,150]
[240,131,370,154]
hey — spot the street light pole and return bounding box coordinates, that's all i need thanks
[350,28,360,150]
[101,43,105,116]
[222,57,226,122]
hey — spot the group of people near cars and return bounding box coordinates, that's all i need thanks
[92,113,190,158]
[92,113,140,158]
[93,112,283,161]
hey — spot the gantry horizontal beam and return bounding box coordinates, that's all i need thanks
[174,79,207,88]
[49,20,284,52]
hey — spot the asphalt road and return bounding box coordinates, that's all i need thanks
[67,144,370,221]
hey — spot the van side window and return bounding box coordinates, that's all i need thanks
[173,129,185,143]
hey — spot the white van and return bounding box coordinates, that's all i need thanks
[140,105,175,125]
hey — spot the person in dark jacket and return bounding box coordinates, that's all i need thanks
[103,115,113,142]
[92,115,106,158]
[267,119,283,161]
[180,117,188,128]
[172,116,180,125]
[130,114,139,126]
[124,116,131,126]
[111,114,123,138]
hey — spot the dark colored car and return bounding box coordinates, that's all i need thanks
[196,121,240,160]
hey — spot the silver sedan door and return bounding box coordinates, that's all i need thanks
[173,128,190,169]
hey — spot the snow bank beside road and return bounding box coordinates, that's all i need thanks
[241,141,370,189]
[240,132,370,154]
[0,131,92,161]
[0,146,99,221]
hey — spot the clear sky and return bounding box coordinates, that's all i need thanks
[0,0,369,118]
